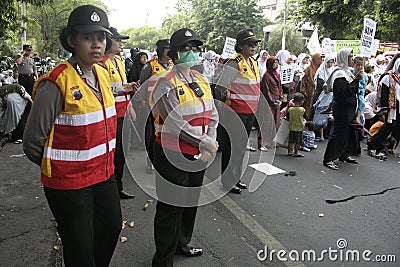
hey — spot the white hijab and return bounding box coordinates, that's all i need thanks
[315,53,336,84]
[276,50,291,66]
[297,53,309,70]
[327,47,354,89]
[257,50,268,77]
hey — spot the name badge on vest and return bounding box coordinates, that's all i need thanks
[70,86,83,100]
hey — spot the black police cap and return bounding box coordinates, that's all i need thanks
[236,29,261,45]
[170,28,203,49]
[67,5,111,35]
[23,45,32,51]
[156,39,170,49]
[109,27,129,40]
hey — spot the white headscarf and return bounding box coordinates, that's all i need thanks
[276,50,291,66]
[394,57,400,75]
[364,91,377,119]
[203,50,217,83]
[327,47,354,89]
[257,50,268,77]
[315,53,336,84]
[297,53,309,70]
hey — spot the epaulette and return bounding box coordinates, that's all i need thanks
[226,54,243,65]
[234,55,243,63]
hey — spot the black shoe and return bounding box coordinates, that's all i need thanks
[339,156,358,164]
[176,246,203,257]
[119,191,135,199]
[229,186,242,194]
[236,182,247,189]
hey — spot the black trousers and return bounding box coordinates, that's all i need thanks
[323,105,356,162]
[11,104,30,142]
[145,115,156,163]
[44,175,122,267]
[18,74,35,95]
[114,117,126,192]
[221,112,255,188]
[152,142,205,267]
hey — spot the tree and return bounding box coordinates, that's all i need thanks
[0,0,51,40]
[28,0,108,59]
[161,0,269,54]
[295,0,400,41]
[122,26,167,51]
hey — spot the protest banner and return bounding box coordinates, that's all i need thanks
[322,38,336,55]
[336,40,361,54]
[279,64,295,84]
[359,18,377,56]
[221,37,236,59]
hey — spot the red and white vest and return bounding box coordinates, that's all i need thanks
[225,53,260,114]
[153,70,213,155]
[101,55,131,118]
[33,61,117,190]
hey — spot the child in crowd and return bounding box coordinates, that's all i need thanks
[300,121,317,152]
[285,93,306,157]
[313,84,333,141]
[368,112,397,158]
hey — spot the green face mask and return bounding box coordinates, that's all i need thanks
[177,51,199,68]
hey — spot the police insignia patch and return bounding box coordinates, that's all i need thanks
[91,12,100,22]
[70,86,83,100]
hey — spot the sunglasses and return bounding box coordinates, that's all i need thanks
[245,42,258,48]
[180,45,202,52]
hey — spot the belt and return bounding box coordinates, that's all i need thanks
[19,73,34,77]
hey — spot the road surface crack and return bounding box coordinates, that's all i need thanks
[325,186,400,204]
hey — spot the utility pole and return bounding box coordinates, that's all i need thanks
[21,1,26,48]
[281,0,287,50]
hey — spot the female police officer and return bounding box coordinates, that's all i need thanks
[23,5,122,266]
[150,28,219,266]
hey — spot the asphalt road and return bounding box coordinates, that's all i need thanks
[1,132,399,267]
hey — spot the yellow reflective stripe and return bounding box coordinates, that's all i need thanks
[43,139,116,161]
[54,106,116,126]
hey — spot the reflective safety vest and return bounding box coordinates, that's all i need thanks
[101,55,130,118]
[153,70,213,155]
[33,61,117,190]
[225,53,260,114]
[146,59,173,104]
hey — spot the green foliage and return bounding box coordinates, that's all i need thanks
[295,0,400,41]
[1,0,108,59]
[0,0,52,39]
[122,26,168,51]
[160,0,269,54]
[28,0,108,58]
